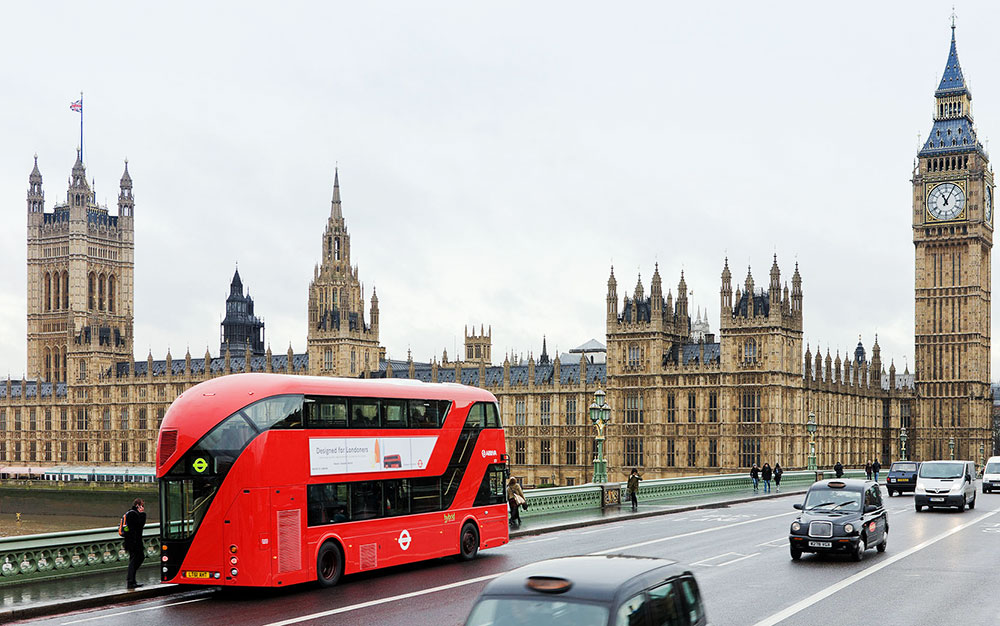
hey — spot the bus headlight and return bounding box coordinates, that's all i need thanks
[230,568,238,577]
[230,556,238,565]
[229,544,238,554]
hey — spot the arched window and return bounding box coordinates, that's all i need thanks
[62,271,69,309]
[335,238,341,261]
[44,273,51,311]
[324,349,333,371]
[60,346,67,383]
[108,275,116,313]
[88,273,96,310]
[743,338,757,364]
[44,348,51,382]
[98,274,106,311]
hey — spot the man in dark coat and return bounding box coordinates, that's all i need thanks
[834,461,844,478]
[872,459,881,482]
[627,468,642,510]
[749,463,760,491]
[123,498,147,590]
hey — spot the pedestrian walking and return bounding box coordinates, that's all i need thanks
[865,460,873,481]
[750,463,760,492]
[834,460,844,478]
[506,477,524,527]
[872,459,881,482]
[122,498,147,590]
[774,463,783,491]
[627,468,642,510]
[762,463,773,493]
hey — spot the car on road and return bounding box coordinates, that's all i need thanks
[464,554,707,626]
[789,479,887,562]
[886,461,920,496]
[982,456,1000,494]
[914,460,977,511]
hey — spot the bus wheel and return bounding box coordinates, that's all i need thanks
[316,541,343,588]
[458,523,480,561]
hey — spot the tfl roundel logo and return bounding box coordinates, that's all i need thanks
[481,449,497,459]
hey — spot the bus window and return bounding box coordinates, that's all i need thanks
[465,403,486,428]
[305,397,348,428]
[188,412,258,475]
[307,483,349,526]
[351,481,382,520]
[243,395,304,430]
[410,477,441,514]
[351,399,380,428]
[384,480,410,517]
[474,464,507,506]
[485,403,501,428]
[382,399,407,428]
[409,400,450,428]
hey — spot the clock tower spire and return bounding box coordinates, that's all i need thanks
[912,24,993,462]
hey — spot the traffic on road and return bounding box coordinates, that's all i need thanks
[23,471,1000,626]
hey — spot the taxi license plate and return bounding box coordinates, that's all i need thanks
[808,541,832,548]
[930,497,945,502]
[184,571,212,579]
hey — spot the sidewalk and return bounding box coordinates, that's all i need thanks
[0,485,806,623]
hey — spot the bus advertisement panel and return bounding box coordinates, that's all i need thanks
[157,373,508,588]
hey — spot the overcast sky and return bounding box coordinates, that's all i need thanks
[2,2,999,379]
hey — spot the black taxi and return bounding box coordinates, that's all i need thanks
[464,555,707,626]
[788,479,888,561]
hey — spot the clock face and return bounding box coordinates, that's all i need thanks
[927,182,966,221]
[986,186,993,223]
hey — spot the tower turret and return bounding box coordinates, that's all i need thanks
[606,266,618,324]
[720,257,732,313]
[118,160,134,218]
[27,155,44,215]
[769,254,781,305]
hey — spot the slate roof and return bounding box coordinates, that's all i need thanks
[376,361,608,387]
[733,291,769,318]
[936,29,968,96]
[111,353,309,379]
[918,117,981,157]
[0,381,68,399]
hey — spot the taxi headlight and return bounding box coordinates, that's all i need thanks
[791,522,801,532]
[844,523,855,534]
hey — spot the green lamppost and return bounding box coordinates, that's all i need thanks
[980,443,985,470]
[807,411,817,471]
[949,437,956,460]
[899,426,908,462]
[589,389,611,483]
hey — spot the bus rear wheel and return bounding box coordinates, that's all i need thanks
[317,541,343,588]
[458,523,480,561]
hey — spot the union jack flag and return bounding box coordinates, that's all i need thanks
[70,99,82,112]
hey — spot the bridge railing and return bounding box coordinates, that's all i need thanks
[0,469,864,585]
[0,525,160,585]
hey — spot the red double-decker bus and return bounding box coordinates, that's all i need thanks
[156,373,509,588]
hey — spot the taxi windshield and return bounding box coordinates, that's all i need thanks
[803,488,861,512]
[465,598,608,626]
[890,462,917,473]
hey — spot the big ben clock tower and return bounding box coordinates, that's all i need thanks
[913,23,993,462]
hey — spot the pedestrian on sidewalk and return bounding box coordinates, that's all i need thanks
[834,460,844,478]
[627,468,642,511]
[507,477,524,527]
[774,463,783,491]
[750,463,760,492]
[761,463,773,493]
[122,498,147,590]
[872,459,881,482]
[865,460,872,481]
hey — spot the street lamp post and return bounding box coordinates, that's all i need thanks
[807,411,817,472]
[948,437,956,461]
[589,389,611,484]
[899,426,908,462]
[980,443,985,470]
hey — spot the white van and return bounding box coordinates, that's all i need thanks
[914,460,977,512]
[982,456,1000,494]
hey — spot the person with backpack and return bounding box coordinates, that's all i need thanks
[774,463,783,491]
[761,463,773,493]
[121,498,147,590]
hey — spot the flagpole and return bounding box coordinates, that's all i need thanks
[79,91,84,163]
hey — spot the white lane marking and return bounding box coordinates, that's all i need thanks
[752,508,1000,626]
[715,552,759,567]
[517,536,558,545]
[264,573,503,626]
[691,552,740,567]
[578,528,607,535]
[262,509,795,626]
[60,597,209,624]
[591,510,792,555]
[756,537,787,548]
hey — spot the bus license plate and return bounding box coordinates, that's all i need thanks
[184,571,211,579]
[808,541,831,548]
[931,497,945,502]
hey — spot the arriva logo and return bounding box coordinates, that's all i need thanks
[481,449,497,458]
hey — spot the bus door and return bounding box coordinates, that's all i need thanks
[223,488,270,586]
[270,486,307,584]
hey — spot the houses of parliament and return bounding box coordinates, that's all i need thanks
[0,26,993,486]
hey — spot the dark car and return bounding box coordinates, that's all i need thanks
[886,461,920,496]
[464,555,707,626]
[788,479,888,562]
